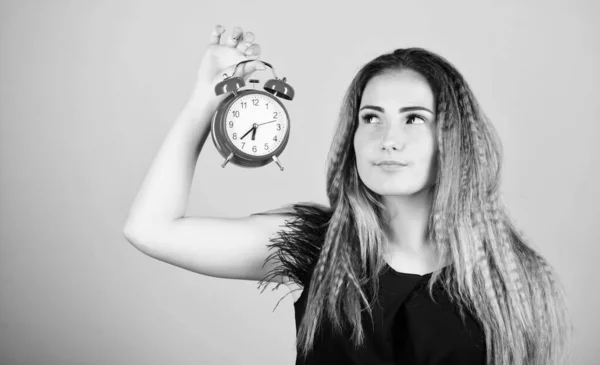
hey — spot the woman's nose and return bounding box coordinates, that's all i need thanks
[379,124,405,151]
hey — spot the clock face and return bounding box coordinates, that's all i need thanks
[225,93,289,157]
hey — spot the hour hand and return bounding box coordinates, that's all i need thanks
[240,126,256,140]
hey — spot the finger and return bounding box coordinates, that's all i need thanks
[244,43,261,59]
[209,25,225,45]
[226,27,244,47]
[236,31,255,53]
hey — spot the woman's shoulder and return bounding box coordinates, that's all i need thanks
[256,201,333,292]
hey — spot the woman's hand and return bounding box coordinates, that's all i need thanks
[189,25,265,111]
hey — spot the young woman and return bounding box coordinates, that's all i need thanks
[124,25,572,365]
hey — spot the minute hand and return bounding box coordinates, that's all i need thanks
[256,120,277,127]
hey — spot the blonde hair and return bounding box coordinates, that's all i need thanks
[261,48,572,365]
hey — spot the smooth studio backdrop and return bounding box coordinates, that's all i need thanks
[1,0,598,364]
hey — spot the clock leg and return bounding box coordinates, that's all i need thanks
[221,152,235,168]
[272,156,284,171]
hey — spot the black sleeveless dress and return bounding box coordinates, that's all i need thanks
[255,203,486,365]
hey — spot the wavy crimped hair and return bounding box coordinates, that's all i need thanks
[265,48,572,365]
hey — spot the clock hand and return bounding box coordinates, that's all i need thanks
[240,126,256,140]
[248,120,277,141]
[256,120,277,127]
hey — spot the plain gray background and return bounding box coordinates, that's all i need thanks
[1,0,598,364]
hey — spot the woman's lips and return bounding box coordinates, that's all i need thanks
[375,160,408,166]
[377,164,406,171]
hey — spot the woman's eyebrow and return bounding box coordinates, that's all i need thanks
[359,105,434,114]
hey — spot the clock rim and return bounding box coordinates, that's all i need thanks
[214,89,291,163]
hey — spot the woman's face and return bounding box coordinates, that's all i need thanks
[353,69,438,197]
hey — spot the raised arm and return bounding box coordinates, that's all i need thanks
[123,25,293,284]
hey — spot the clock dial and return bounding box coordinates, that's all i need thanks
[225,93,288,156]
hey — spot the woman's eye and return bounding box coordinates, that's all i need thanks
[406,114,426,124]
[361,113,426,125]
[361,114,379,123]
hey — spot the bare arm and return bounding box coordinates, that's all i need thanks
[123,23,262,231]
[123,90,215,231]
[122,26,297,286]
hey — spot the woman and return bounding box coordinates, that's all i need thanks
[124,25,572,365]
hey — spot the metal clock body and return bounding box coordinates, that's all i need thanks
[211,89,290,169]
[210,60,295,170]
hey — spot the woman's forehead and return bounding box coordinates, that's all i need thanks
[361,70,435,109]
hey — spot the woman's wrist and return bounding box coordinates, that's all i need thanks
[180,83,220,119]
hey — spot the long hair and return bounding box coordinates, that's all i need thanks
[262,48,572,365]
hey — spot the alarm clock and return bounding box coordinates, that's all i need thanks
[211,60,295,171]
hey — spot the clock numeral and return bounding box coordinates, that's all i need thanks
[264,143,269,151]
[232,110,240,118]
[232,133,237,140]
[273,136,278,142]
[252,145,257,153]
[265,103,269,109]
[241,142,245,149]
[277,124,281,131]
[241,102,247,109]
[273,112,278,119]
[228,121,234,128]
[252,98,259,106]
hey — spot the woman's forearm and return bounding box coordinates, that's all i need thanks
[124,87,218,233]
